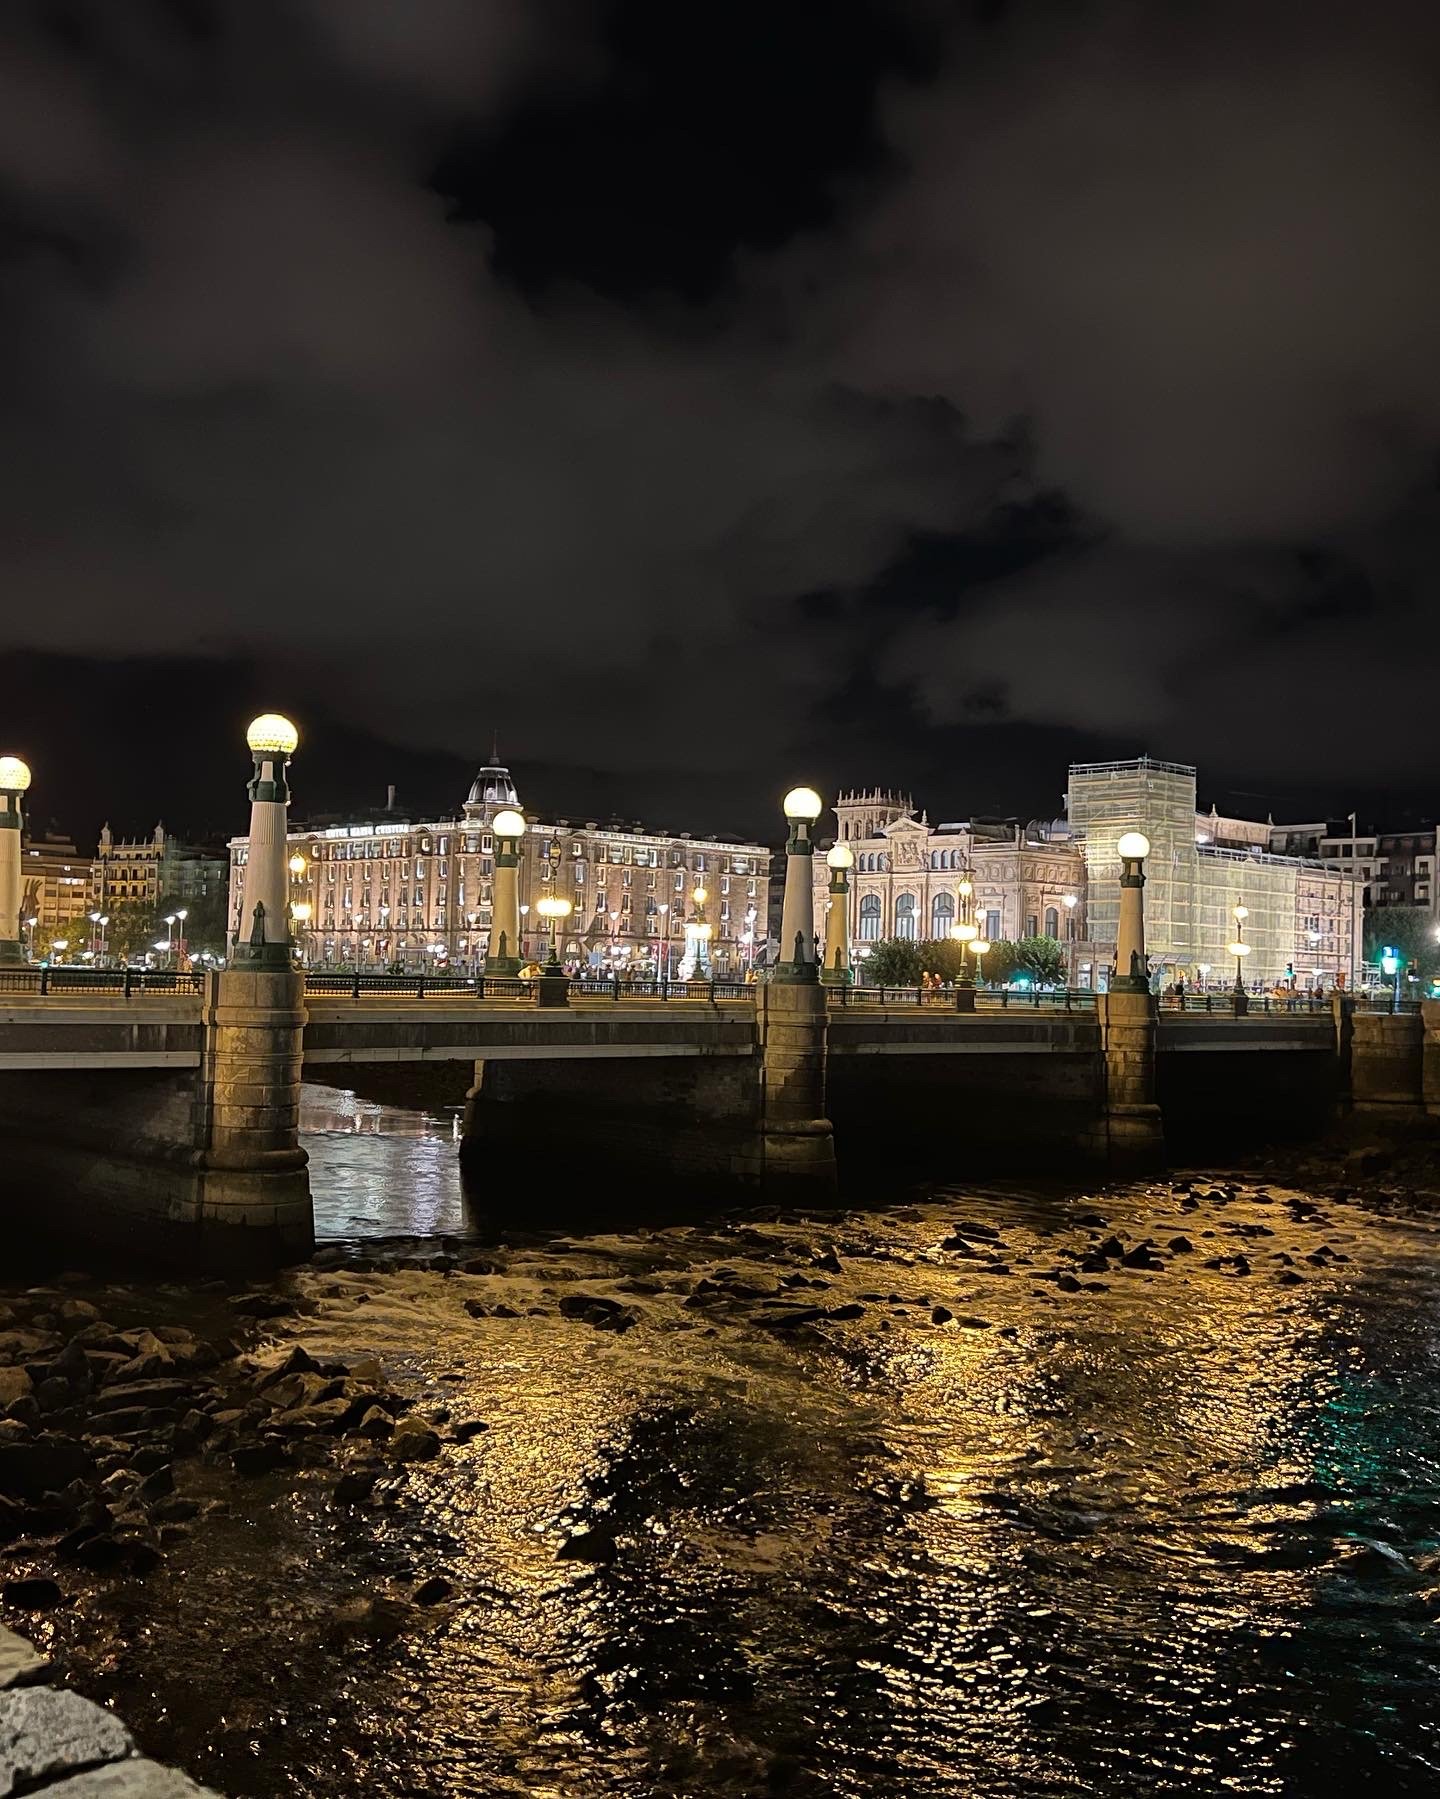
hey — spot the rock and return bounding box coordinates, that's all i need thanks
[267,1398,351,1435]
[451,1419,489,1444]
[41,1759,222,1794]
[812,1249,844,1274]
[0,1576,65,1611]
[1095,1236,1125,1260]
[35,1376,74,1412]
[1119,1247,1164,1271]
[0,1434,92,1501]
[351,1407,394,1441]
[1167,1236,1194,1253]
[255,1346,319,1387]
[1275,1269,1305,1285]
[976,1264,1012,1276]
[0,1688,133,1792]
[148,1496,200,1524]
[826,1304,865,1321]
[0,1371,32,1410]
[230,1442,287,1478]
[90,1382,191,1416]
[138,1465,174,1499]
[0,1626,48,1690]
[1346,1145,1393,1176]
[411,1575,453,1606]
[756,1306,828,1332]
[228,1294,294,1319]
[1055,1275,1083,1293]
[930,1306,953,1324]
[388,1420,441,1464]
[948,1220,1002,1242]
[331,1469,379,1506]
[556,1528,617,1564]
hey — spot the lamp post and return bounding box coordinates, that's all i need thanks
[175,906,189,966]
[1111,832,1151,991]
[953,876,979,1002]
[234,713,299,967]
[487,807,526,974]
[689,886,711,981]
[1229,901,1251,1015]
[656,902,669,981]
[518,903,530,960]
[822,843,853,984]
[162,913,177,965]
[0,754,30,967]
[968,935,990,987]
[776,786,823,982]
[292,900,312,965]
[535,893,572,1007]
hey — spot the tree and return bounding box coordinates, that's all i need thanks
[157,889,230,958]
[105,901,162,963]
[1014,935,1066,985]
[860,937,924,986]
[1364,907,1440,988]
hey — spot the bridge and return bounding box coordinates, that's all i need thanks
[2,724,1436,1265]
[1,965,1432,1265]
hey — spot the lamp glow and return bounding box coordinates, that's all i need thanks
[492,808,526,840]
[288,853,307,876]
[692,886,707,905]
[783,786,823,822]
[1233,903,1248,921]
[0,756,32,793]
[1228,941,1252,958]
[1116,831,1151,860]
[827,843,855,870]
[245,713,299,756]
[957,877,973,897]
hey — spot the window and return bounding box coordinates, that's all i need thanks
[1026,914,1038,938]
[895,893,917,939]
[930,891,954,937]
[985,908,1001,941]
[1044,906,1059,938]
[859,894,881,941]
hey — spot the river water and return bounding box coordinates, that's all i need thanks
[17,1085,1440,1796]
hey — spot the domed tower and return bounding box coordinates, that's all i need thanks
[462,743,521,822]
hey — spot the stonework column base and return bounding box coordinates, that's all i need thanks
[535,970,570,1007]
[761,1118,837,1194]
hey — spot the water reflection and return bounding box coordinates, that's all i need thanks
[38,1092,1440,1795]
[301,1082,469,1241]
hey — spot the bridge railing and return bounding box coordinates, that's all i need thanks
[301,972,753,1002]
[835,985,1099,1011]
[0,968,208,998]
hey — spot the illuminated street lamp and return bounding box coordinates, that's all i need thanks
[535,893,572,1009]
[822,843,853,985]
[235,713,299,967]
[689,885,711,981]
[487,806,526,975]
[1113,832,1151,991]
[1229,901,1251,1014]
[0,755,32,966]
[656,902,669,980]
[777,786,823,981]
[162,913,177,964]
[968,935,991,985]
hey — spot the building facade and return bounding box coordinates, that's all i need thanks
[816,788,1090,967]
[1066,758,1364,989]
[819,763,1364,990]
[229,758,772,974]
[19,835,93,947]
[91,824,228,912]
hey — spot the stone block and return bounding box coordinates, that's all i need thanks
[39,1763,221,1796]
[0,1628,47,1692]
[0,1687,132,1794]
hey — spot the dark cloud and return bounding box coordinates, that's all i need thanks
[1,0,1437,839]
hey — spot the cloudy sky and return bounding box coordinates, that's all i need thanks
[3,0,1438,841]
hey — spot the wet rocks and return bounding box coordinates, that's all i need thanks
[0,1686,133,1792]
[388,1419,441,1464]
[0,1626,47,1691]
[1,1575,64,1611]
[557,1294,639,1334]
[931,1306,954,1324]
[450,1419,490,1445]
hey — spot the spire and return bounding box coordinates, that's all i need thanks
[491,727,500,763]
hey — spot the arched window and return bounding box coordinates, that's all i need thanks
[859,894,882,940]
[931,891,955,937]
[895,892,917,939]
[1044,906,1059,938]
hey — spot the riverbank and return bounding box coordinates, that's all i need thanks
[3,1152,1440,1795]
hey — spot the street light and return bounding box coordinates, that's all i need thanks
[536,894,572,967]
[778,786,823,980]
[0,755,32,968]
[488,807,526,975]
[822,842,854,985]
[1113,832,1151,992]
[175,906,188,963]
[1229,901,1251,1012]
[236,713,299,966]
[288,853,307,877]
[162,913,176,964]
[656,902,669,980]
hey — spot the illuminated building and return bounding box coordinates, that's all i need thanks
[230,756,772,972]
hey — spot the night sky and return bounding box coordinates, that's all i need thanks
[3,0,1439,847]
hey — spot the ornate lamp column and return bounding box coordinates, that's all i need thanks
[821,843,853,984]
[535,894,572,1007]
[0,755,32,966]
[690,884,713,982]
[231,715,299,967]
[487,807,526,975]
[1229,901,1251,1016]
[776,786,823,981]
[951,874,978,1009]
[1111,831,1152,991]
